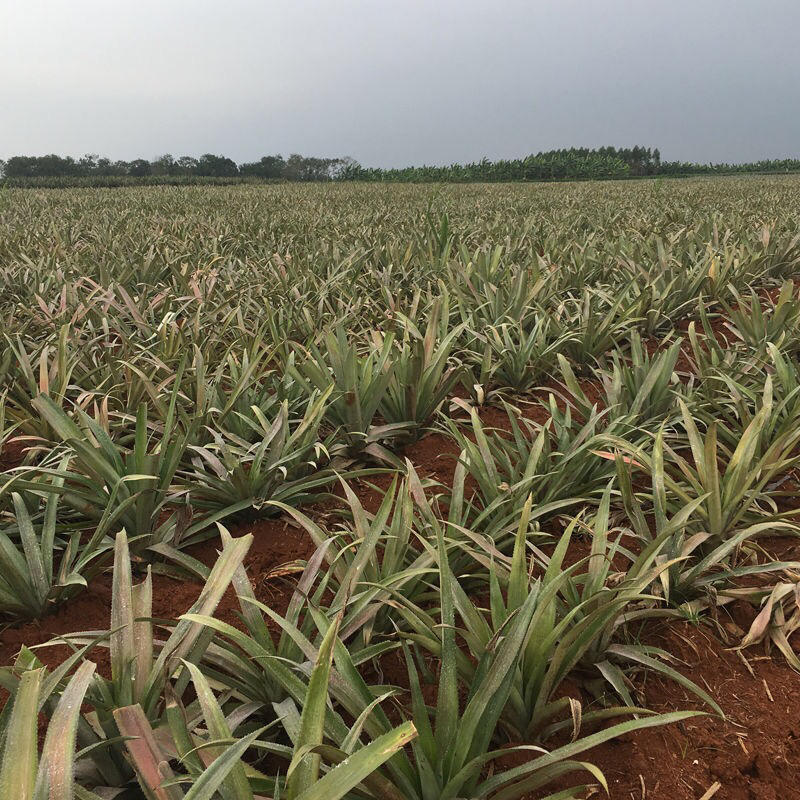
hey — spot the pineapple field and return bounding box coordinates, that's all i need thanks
[1,177,800,799]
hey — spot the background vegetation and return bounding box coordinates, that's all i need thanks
[2,145,800,188]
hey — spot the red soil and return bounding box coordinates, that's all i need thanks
[579,620,800,800]
[0,516,315,674]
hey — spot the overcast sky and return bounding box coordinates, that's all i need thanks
[2,1,799,167]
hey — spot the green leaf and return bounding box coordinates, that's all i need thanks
[0,668,42,800]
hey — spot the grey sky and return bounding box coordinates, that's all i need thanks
[2,0,799,167]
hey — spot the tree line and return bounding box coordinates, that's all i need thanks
[341,147,656,182]
[341,147,800,182]
[1,146,799,186]
[0,152,355,182]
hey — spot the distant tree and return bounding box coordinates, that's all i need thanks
[3,157,31,177]
[93,156,126,176]
[128,159,152,177]
[151,154,176,176]
[4,154,73,177]
[239,154,286,179]
[196,153,238,177]
[175,156,199,175]
[283,154,350,181]
[330,156,360,180]
[77,153,100,175]
[284,154,307,181]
